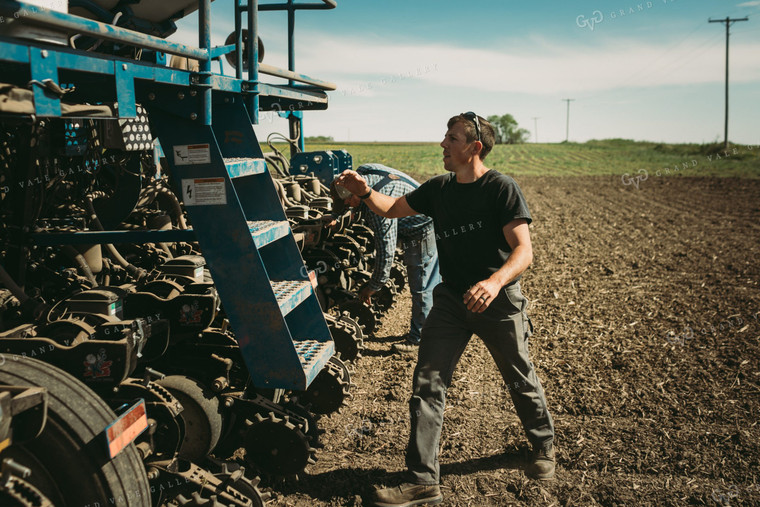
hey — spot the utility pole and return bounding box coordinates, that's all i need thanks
[532,117,540,143]
[562,99,574,142]
[709,16,748,149]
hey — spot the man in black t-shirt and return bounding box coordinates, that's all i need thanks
[335,113,555,507]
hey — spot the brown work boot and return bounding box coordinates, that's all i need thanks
[368,482,443,506]
[525,443,556,480]
[391,341,419,355]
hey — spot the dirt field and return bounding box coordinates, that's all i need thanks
[268,175,760,506]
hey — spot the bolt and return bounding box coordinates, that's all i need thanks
[190,90,197,97]
[178,92,185,100]
[122,64,127,70]
[190,113,198,120]
[212,376,229,392]
[40,50,48,58]
[148,92,156,101]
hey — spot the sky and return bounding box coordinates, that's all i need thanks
[171,0,760,144]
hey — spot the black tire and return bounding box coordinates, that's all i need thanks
[155,375,223,462]
[0,355,151,506]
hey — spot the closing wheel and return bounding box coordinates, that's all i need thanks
[213,471,270,507]
[0,473,54,507]
[0,356,151,506]
[282,399,324,448]
[155,375,223,462]
[173,493,228,506]
[244,412,316,477]
[390,262,407,292]
[325,313,364,361]
[200,457,272,507]
[337,299,378,335]
[373,280,398,312]
[300,357,351,415]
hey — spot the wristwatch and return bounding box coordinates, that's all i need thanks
[359,188,373,199]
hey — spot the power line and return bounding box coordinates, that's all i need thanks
[574,21,706,103]
[562,99,574,142]
[577,30,723,105]
[708,16,749,149]
[653,31,725,81]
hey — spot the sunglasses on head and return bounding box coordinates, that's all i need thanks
[461,111,481,142]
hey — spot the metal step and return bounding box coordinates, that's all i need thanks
[248,220,289,248]
[271,280,311,316]
[294,339,334,383]
[224,157,267,178]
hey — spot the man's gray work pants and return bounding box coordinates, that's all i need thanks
[405,282,555,485]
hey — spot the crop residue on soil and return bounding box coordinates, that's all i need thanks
[269,176,760,506]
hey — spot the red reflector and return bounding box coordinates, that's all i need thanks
[106,399,148,459]
[308,270,318,289]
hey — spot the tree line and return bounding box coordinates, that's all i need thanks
[486,114,529,144]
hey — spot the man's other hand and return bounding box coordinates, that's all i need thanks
[463,279,501,313]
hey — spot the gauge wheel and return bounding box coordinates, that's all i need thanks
[155,375,223,462]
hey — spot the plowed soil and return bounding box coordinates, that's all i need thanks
[269,175,760,506]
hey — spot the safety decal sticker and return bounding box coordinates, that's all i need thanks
[179,300,204,325]
[182,178,227,206]
[173,144,211,165]
[84,348,113,378]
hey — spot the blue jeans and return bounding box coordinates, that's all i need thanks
[402,228,440,344]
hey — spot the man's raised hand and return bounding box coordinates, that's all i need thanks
[335,170,371,196]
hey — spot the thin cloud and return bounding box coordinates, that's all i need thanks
[294,33,760,96]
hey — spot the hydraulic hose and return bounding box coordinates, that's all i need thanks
[61,245,98,286]
[0,263,29,303]
[84,195,146,279]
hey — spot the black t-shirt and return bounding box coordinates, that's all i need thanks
[405,169,532,292]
